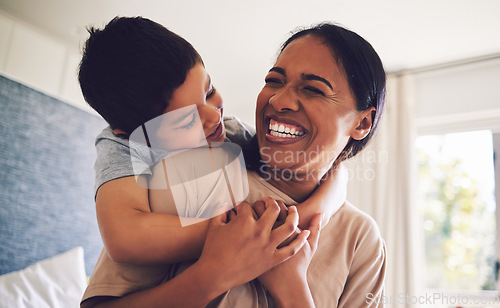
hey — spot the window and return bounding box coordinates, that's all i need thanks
[416,130,497,291]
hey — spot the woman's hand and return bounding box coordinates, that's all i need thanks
[86,202,309,308]
[198,201,311,297]
[258,203,323,308]
[253,197,301,248]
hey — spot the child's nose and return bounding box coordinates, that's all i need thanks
[199,105,221,128]
[207,94,223,111]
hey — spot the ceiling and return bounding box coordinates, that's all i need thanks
[2,0,500,73]
[1,0,500,122]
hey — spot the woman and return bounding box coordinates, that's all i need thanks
[215,23,387,307]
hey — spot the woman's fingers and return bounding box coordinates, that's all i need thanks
[212,202,233,218]
[234,201,252,216]
[227,208,237,221]
[270,205,300,246]
[276,200,288,223]
[233,201,260,221]
[209,210,229,226]
[257,197,281,230]
[307,213,323,250]
[273,229,310,264]
[253,200,266,218]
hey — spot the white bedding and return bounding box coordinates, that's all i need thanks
[0,247,87,308]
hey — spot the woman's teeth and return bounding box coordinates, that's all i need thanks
[268,120,305,138]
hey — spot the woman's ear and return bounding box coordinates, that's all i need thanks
[351,107,376,141]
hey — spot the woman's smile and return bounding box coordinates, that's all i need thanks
[266,116,307,144]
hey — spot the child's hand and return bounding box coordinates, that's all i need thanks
[198,201,310,294]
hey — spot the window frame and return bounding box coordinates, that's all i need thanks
[415,108,500,299]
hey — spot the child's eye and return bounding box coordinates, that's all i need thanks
[178,113,197,130]
[206,86,217,99]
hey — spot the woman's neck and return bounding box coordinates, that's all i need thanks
[258,166,321,203]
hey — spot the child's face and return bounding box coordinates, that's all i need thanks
[150,63,225,151]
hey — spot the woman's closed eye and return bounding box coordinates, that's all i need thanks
[265,78,284,87]
[302,86,325,96]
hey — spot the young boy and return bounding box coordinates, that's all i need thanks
[78,16,346,307]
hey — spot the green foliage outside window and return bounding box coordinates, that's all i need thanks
[417,133,496,291]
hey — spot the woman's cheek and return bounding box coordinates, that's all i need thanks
[255,91,268,111]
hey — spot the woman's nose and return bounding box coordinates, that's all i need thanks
[269,86,299,112]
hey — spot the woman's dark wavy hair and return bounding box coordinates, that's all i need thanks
[78,16,202,135]
[281,23,386,165]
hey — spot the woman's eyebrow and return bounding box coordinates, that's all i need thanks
[302,73,333,90]
[269,67,286,76]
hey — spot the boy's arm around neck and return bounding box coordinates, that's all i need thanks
[295,163,347,230]
[96,175,207,265]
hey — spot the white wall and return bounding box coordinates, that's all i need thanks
[0,9,259,124]
[3,6,500,131]
[0,11,92,114]
[413,58,500,135]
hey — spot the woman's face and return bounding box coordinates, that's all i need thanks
[255,35,369,182]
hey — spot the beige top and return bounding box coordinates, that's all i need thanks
[82,171,386,307]
[210,172,386,308]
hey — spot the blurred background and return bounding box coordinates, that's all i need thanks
[0,1,499,307]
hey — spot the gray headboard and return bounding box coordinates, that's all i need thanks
[0,74,105,275]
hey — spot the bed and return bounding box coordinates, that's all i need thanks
[0,74,106,307]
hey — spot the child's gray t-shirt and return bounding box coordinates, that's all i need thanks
[93,116,255,196]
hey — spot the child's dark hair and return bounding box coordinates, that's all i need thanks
[78,16,202,135]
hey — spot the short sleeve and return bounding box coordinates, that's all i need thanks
[93,127,152,196]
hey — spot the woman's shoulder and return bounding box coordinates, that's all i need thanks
[338,201,379,225]
[333,201,385,250]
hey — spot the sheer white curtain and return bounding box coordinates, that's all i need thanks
[344,74,424,307]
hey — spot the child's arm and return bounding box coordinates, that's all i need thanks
[83,202,308,308]
[295,163,347,230]
[96,175,208,264]
[97,159,346,266]
[253,164,347,232]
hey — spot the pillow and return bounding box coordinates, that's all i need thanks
[0,247,87,308]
